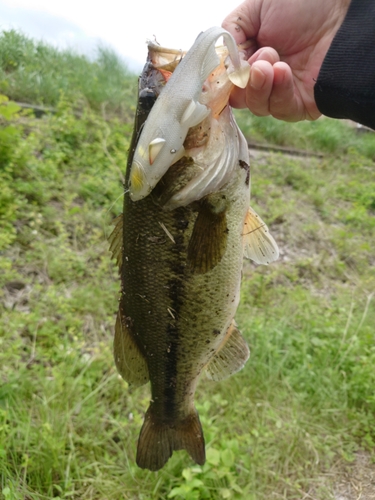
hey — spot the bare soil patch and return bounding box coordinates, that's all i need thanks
[333,451,375,500]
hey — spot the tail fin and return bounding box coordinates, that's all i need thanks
[136,407,205,471]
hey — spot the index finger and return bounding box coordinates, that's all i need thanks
[222,0,261,44]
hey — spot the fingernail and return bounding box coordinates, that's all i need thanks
[250,66,266,90]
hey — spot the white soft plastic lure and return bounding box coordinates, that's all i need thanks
[128,26,250,201]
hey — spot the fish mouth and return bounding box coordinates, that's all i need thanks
[129,161,152,201]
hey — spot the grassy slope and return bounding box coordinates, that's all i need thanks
[1,30,375,500]
[0,29,137,120]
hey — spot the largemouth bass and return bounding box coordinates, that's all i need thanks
[109,27,279,472]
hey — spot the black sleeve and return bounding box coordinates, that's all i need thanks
[314,0,375,129]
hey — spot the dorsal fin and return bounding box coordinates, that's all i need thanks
[108,214,123,271]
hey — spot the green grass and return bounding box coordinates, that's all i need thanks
[1,33,375,499]
[235,109,375,159]
[0,30,137,119]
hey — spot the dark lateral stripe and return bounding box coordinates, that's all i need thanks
[163,327,179,416]
[163,209,189,418]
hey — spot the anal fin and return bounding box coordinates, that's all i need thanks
[136,407,205,471]
[114,310,149,387]
[206,322,250,381]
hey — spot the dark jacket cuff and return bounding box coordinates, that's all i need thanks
[314,0,375,129]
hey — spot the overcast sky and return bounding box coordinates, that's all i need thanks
[0,0,238,72]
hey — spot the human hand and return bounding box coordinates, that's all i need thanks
[222,0,350,121]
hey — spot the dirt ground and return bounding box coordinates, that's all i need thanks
[333,452,375,500]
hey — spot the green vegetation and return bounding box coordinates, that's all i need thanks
[235,108,375,158]
[1,29,375,499]
[0,30,137,119]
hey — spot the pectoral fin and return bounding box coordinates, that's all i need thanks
[206,322,250,381]
[187,198,228,274]
[243,207,279,264]
[114,310,149,387]
[108,213,123,271]
[181,100,210,128]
